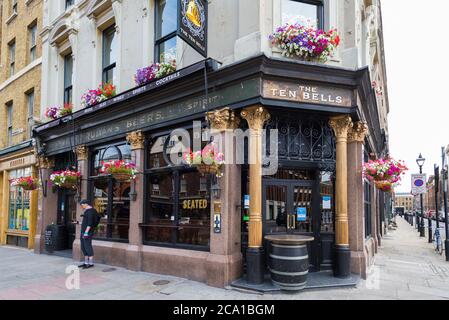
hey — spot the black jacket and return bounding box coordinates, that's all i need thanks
[81,208,98,235]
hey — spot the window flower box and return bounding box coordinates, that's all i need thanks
[45,103,73,120]
[269,23,340,63]
[11,176,39,191]
[134,61,177,86]
[81,83,116,108]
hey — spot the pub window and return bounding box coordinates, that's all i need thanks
[63,54,73,104]
[102,25,117,84]
[28,22,38,63]
[90,142,132,242]
[6,102,13,146]
[144,133,212,250]
[8,40,15,77]
[8,168,32,232]
[155,0,177,64]
[26,90,34,139]
[320,172,335,233]
[282,0,323,29]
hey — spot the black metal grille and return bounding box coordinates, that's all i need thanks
[265,113,336,170]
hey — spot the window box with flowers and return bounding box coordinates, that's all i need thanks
[134,61,177,87]
[49,170,81,189]
[81,83,116,108]
[183,144,225,178]
[269,23,340,63]
[45,103,73,120]
[11,176,39,191]
[99,160,137,182]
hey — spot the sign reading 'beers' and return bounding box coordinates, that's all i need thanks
[263,80,353,107]
[183,199,208,210]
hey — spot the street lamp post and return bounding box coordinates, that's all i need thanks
[442,147,449,262]
[417,154,426,238]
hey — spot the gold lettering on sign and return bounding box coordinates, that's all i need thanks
[9,158,25,168]
[263,80,352,107]
[182,199,208,210]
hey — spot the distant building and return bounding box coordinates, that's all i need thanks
[394,192,414,213]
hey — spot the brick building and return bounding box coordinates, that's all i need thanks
[0,0,42,249]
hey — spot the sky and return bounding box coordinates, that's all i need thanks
[382,0,449,192]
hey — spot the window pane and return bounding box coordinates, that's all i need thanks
[156,0,177,39]
[320,172,334,233]
[146,172,175,243]
[177,172,210,246]
[158,37,177,64]
[282,0,319,28]
[64,54,73,88]
[8,170,31,231]
[27,92,34,118]
[93,181,109,239]
[110,181,130,240]
[103,26,117,68]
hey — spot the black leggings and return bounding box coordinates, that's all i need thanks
[80,237,94,257]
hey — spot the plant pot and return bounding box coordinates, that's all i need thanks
[112,173,132,182]
[59,181,78,189]
[195,163,222,176]
[21,185,38,191]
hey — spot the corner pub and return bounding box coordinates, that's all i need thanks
[33,54,388,288]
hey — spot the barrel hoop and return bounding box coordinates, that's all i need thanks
[271,243,307,249]
[269,254,308,261]
[269,268,309,276]
[272,279,307,289]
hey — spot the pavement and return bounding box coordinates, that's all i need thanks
[1,217,449,300]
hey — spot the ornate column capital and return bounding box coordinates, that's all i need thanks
[76,145,88,161]
[329,115,353,139]
[348,121,369,143]
[37,156,55,169]
[240,106,271,130]
[126,130,145,150]
[206,107,241,131]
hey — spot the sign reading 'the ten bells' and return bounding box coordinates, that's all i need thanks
[179,0,208,57]
[263,80,353,107]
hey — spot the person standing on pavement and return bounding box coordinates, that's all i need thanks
[78,199,99,269]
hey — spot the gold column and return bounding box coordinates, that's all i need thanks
[329,115,353,246]
[329,115,353,277]
[241,106,270,248]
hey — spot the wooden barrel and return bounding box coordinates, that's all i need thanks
[265,235,314,291]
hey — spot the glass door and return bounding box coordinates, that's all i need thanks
[263,179,320,271]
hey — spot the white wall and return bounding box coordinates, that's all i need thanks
[40,0,389,123]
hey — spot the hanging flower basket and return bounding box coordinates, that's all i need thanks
[99,160,137,181]
[269,22,340,63]
[50,170,81,189]
[183,143,225,178]
[11,177,39,191]
[363,158,408,183]
[374,180,394,193]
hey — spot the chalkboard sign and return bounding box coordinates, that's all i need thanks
[45,225,55,253]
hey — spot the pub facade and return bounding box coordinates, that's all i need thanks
[34,0,390,286]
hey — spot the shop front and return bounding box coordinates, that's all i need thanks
[0,141,39,249]
[34,55,384,287]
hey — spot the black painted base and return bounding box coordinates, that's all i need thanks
[334,245,351,279]
[246,247,265,285]
[446,240,449,262]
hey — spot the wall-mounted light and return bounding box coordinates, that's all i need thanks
[211,177,221,200]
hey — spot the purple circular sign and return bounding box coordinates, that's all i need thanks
[414,179,424,187]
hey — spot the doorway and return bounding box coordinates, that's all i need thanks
[262,169,335,272]
[57,190,77,251]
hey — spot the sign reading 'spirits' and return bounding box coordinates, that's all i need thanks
[179,0,208,57]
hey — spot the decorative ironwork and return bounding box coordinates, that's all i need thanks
[265,113,336,171]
